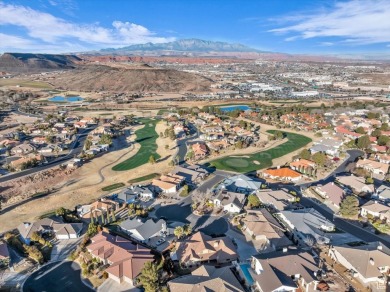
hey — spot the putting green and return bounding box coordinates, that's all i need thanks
[210,130,312,173]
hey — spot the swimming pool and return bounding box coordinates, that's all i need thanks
[48,96,84,102]
[240,263,254,285]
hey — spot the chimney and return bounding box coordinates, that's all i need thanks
[369,258,375,265]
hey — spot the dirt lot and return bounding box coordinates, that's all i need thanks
[0,121,175,233]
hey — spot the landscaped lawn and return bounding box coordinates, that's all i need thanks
[112,118,161,171]
[128,173,160,184]
[210,130,312,173]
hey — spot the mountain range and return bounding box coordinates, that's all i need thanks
[98,38,263,56]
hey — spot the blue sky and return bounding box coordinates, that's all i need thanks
[1,0,390,55]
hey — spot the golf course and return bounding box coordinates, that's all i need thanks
[112,118,161,171]
[210,130,312,173]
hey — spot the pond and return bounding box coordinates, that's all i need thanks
[219,105,250,112]
[48,96,84,102]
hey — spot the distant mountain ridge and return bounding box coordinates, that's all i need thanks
[99,38,262,55]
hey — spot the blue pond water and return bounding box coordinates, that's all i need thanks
[219,105,250,112]
[48,96,84,102]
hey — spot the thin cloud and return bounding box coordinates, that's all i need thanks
[269,0,390,45]
[0,2,174,52]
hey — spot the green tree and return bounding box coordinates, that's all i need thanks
[380,123,389,131]
[100,213,105,225]
[371,129,382,138]
[106,211,111,224]
[356,135,371,149]
[247,194,261,208]
[377,135,390,146]
[366,177,374,184]
[111,210,116,222]
[87,223,98,237]
[183,224,192,236]
[235,140,243,149]
[339,196,359,217]
[312,152,327,167]
[181,185,189,196]
[85,138,92,150]
[355,126,366,134]
[299,149,311,160]
[186,150,195,160]
[99,134,112,145]
[174,226,184,239]
[149,155,156,164]
[273,131,284,140]
[137,262,159,292]
[55,207,66,217]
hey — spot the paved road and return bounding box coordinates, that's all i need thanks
[0,127,94,184]
[23,261,93,292]
[176,122,199,164]
[300,197,390,248]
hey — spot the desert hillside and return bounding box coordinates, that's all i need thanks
[0,53,81,72]
[47,64,213,92]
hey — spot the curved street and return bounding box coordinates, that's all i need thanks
[23,261,93,292]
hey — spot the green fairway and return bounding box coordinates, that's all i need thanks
[210,130,312,173]
[102,183,126,191]
[128,173,160,183]
[112,118,161,171]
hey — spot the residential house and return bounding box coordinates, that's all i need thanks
[336,175,375,194]
[329,242,390,287]
[277,208,335,245]
[120,217,169,243]
[310,138,343,157]
[360,201,390,223]
[240,209,292,251]
[191,142,208,160]
[171,165,208,184]
[213,190,246,213]
[9,154,43,170]
[314,182,345,208]
[261,167,302,182]
[356,159,389,177]
[151,179,177,194]
[374,185,390,202]
[256,189,296,211]
[17,218,83,244]
[0,241,10,268]
[168,265,244,292]
[221,174,262,194]
[32,136,47,145]
[10,143,36,155]
[289,159,316,174]
[117,185,155,203]
[172,232,238,267]
[376,153,390,164]
[87,232,154,285]
[77,198,119,220]
[238,248,320,292]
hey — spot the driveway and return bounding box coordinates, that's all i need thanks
[23,261,93,292]
[226,229,258,262]
[50,238,83,262]
[98,278,140,292]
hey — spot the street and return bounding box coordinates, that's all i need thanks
[23,261,93,292]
